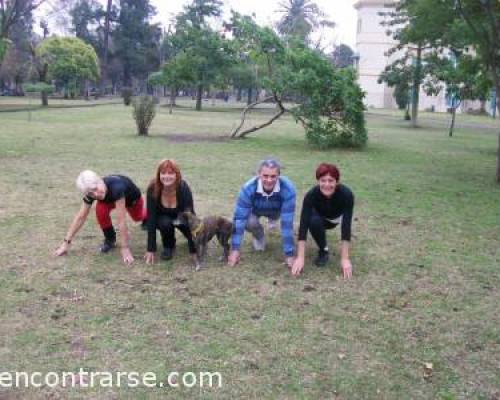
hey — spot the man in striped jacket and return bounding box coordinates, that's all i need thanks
[228,159,296,268]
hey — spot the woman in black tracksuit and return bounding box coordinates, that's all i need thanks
[144,159,197,263]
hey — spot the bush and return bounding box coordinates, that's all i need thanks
[281,54,367,149]
[122,87,133,105]
[306,116,367,149]
[23,82,54,94]
[132,96,156,136]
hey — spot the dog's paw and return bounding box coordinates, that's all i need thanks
[195,263,203,271]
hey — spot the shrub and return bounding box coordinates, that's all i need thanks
[132,96,156,136]
[23,82,54,94]
[122,87,133,105]
[305,116,367,149]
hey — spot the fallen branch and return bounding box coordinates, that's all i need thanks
[237,109,286,138]
[230,96,274,138]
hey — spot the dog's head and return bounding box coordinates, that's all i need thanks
[174,211,201,231]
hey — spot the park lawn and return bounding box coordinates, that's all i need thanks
[0,100,499,399]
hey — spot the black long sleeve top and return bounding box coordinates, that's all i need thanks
[298,184,354,242]
[146,180,195,252]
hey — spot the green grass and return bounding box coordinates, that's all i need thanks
[0,98,499,399]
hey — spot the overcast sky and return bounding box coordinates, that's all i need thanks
[39,0,358,50]
[149,0,358,49]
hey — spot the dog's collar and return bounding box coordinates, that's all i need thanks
[192,222,204,238]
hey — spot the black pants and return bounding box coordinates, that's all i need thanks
[157,215,197,254]
[309,210,338,251]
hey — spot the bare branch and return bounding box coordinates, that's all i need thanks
[229,95,274,138]
[236,108,285,138]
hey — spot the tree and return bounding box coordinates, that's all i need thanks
[331,44,354,68]
[0,0,44,66]
[276,0,334,47]
[70,0,105,52]
[391,0,500,181]
[36,36,100,98]
[423,50,492,136]
[229,13,367,148]
[228,62,258,104]
[114,0,161,87]
[149,51,197,113]
[0,6,33,95]
[451,0,500,182]
[172,0,234,111]
[379,0,453,127]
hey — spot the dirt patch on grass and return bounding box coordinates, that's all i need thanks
[165,133,229,143]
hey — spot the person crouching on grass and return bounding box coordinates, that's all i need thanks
[143,159,197,264]
[54,170,147,265]
[291,163,354,279]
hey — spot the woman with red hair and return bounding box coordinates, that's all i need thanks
[143,160,196,264]
[291,163,355,279]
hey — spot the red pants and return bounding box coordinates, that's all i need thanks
[96,197,146,229]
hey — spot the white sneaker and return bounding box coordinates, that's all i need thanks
[268,219,277,230]
[252,236,266,251]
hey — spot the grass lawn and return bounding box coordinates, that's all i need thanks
[0,98,499,399]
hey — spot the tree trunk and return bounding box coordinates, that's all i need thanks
[411,45,422,128]
[496,84,500,183]
[101,0,112,94]
[480,100,486,114]
[449,106,457,137]
[169,88,176,114]
[247,87,253,106]
[237,87,242,102]
[41,91,48,106]
[196,84,203,111]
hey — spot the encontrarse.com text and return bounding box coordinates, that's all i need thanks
[0,370,222,389]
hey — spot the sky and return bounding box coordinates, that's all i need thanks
[38,0,358,50]
[149,0,358,49]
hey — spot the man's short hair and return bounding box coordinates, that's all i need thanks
[76,170,101,194]
[257,158,281,174]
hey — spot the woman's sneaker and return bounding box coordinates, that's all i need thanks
[161,247,175,261]
[100,239,116,253]
[314,249,329,267]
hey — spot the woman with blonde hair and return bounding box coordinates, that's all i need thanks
[54,170,146,265]
[144,160,197,264]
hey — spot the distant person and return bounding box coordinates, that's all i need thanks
[228,159,296,268]
[291,163,354,279]
[143,159,197,264]
[54,171,147,265]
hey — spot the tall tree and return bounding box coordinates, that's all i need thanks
[70,0,105,52]
[0,9,32,94]
[36,36,100,97]
[331,44,354,68]
[276,0,334,47]
[228,12,367,147]
[0,0,44,65]
[423,50,492,137]
[391,0,500,181]
[101,0,114,93]
[379,0,453,127]
[172,0,232,111]
[114,0,160,87]
[452,0,500,182]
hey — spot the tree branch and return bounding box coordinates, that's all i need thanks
[229,95,274,138]
[236,108,285,138]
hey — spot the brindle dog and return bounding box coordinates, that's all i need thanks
[175,211,233,270]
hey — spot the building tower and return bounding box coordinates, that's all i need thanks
[354,0,397,109]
